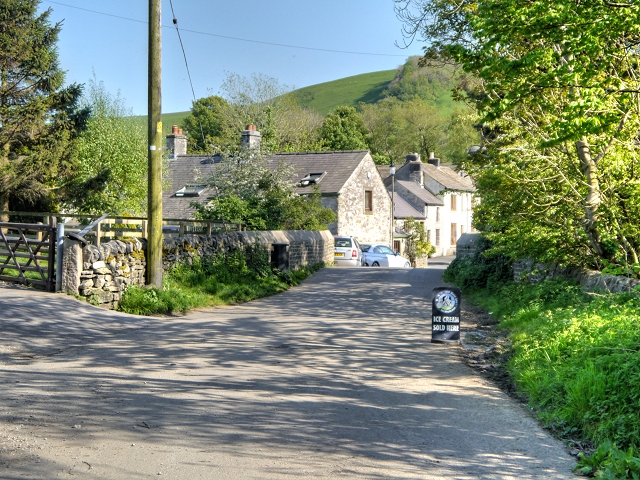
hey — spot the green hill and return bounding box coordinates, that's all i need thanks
[291,70,397,116]
[144,62,460,126]
[132,111,190,138]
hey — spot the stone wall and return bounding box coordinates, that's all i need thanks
[514,259,640,294]
[62,238,146,309]
[62,230,334,310]
[163,230,334,271]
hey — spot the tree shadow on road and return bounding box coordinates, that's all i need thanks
[0,269,575,479]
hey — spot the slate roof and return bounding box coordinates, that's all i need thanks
[376,165,391,181]
[162,154,220,219]
[424,163,475,191]
[269,150,370,196]
[394,180,444,206]
[163,150,372,218]
[393,192,426,219]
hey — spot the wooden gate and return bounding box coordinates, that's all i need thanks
[0,217,57,291]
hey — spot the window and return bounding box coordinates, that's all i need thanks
[335,238,352,248]
[435,229,440,246]
[426,230,431,243]
[299,171,326,187]
[364,190,373,213]
[436,207,440,222]
[393,240,400,252]
[461,225,465,236]
[175,184,206,197]
[451,195,457,211]
[451,223,458,245]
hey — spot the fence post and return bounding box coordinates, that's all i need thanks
[179,221,185,237]
[96,219,102,247]
[206,223,212,236]
[55,219,65,292]
[47,216,56,292]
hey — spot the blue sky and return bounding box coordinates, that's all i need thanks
[40,1,425,115]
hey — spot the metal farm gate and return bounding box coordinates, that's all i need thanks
[0,217,57,291]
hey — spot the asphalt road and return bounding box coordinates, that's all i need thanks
[0,260,576,479]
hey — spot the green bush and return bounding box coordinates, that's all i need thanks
[443,236,512,291]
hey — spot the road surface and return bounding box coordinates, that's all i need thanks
[0,260,576,478]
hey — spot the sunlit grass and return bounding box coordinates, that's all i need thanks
[445,255,640,477]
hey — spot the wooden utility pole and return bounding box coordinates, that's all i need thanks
[147,0,163,288]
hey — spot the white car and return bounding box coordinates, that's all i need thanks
[333,236,363,267]
[362,244,411,268]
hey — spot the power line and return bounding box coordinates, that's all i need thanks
[168,0,204,142]
[43,0,409,58]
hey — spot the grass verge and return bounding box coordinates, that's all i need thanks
[119,245,323,316]
[444,252,640,478]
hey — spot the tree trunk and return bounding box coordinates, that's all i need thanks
[575,137,604,257]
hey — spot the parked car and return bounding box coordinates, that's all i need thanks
[362,244,411,268]
[333,235,363,267]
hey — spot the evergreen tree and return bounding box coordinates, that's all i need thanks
[0,0,87,219]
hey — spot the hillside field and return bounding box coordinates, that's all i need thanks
[134,66,458,127]
[291,70,397,116]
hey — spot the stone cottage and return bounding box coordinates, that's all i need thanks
[382,153,476,256]
[164,126,392,245]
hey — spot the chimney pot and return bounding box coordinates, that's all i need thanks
[246,124,256,131]
[405,153,421,163]
[172,125,179,134]
[178,128,183,135]
[429,152,435,159]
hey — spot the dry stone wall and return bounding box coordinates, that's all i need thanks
[63,238,146,310]
[63,230,334,310]
[163,230,334,271]
[514,259,640,294]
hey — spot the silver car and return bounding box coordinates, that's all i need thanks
[362,244,411,268]
[333,236,363,267]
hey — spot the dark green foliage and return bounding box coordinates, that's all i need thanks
[403,217,435,266]
[119,244,325,316]
[442,236,512,291]
[181,95,230,153]
[320,106,369,151]
[0,0,88,215]
[576,441,640,479]
[383,57,459,111]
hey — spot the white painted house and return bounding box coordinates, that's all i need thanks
[383,153,475,256]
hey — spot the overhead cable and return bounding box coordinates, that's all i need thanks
[43,0,409,58]
[168,0,204,143]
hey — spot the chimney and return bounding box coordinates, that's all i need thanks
[241,124,261,150]
[427,152,441,168]
[166,124,187,158]
[405,152,421,163]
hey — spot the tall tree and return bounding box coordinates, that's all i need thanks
[397,0,640,268]
[0,0,87,218]
[320,106,368,151]
[69,78,147,215]
[181,95,230,153]
[183,73,323,153]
